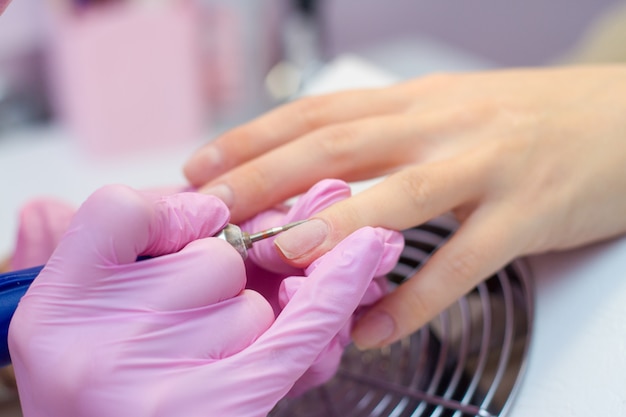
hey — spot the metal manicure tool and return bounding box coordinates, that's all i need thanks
[217,220,307,259]
[0,220,307,365]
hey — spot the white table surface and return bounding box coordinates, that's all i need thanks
[1,47,625,416]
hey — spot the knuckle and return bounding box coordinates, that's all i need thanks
[293,96,332,131]
[397,169,433,211]
[441,245,483,284]
[326,202,362,234]
[235,165,272,198]
[314,124,360,162]
[449,99,498,126]
[401,282,437,326]
[217,126,256,157]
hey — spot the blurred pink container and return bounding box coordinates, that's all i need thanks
[46,1,206,155]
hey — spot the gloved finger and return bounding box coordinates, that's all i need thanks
[360,275,390,306]
[283,179,352,222]
[279,275,352,397]
[277,266,391,311]
[287,338,344,398]
[49,186,230,280]
[299,226,403,307]
[270,228,401,316]
[277,276,304,309]
[142,192,230,258]
[141,184,192,195]
[107,237,246,311]
[304,226,403,278]
[11,198,75,270]
[230,228,386,397]
[246,179,352,275]
[123,290,274,360]
[351,206,522,349]
[271,249,405,400]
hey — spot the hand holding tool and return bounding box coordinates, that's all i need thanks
[0,219,305,366]
[8,184,396,417]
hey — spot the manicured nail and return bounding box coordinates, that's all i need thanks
[201,184,234,208]
[200,145,222,167]
[352,311,395,350]
[275,218,329,259]
[185,146,222,179]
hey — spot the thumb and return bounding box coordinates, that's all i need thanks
[50,185,230,275]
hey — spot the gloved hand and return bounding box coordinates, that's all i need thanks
[241,179,403,396]
[10,186,188,270]
[1,199,74,391]
[10,198,75,270]
[9,184,401,417]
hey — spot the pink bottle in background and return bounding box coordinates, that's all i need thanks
[45,0,206,156]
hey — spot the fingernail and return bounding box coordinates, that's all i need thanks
[275,218,329,259]
[201,184,234,208]
[198,146,222,167]
[352,312,395,349]
[185,146,222,179]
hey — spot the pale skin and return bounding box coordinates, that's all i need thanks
[184,65,626,349]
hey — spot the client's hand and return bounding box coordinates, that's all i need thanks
[9,184,398,417]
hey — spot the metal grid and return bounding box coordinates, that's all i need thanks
[270,215,533,417]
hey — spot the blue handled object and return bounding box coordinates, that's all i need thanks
[0,220,305,367]
[0,265,43,366]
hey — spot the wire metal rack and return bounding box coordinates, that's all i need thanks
[270,215,534,417]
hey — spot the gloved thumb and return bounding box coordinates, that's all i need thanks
[48,185,230,280]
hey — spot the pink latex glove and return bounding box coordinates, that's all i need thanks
[9,184,401,417]
[10,186,188,271]
[0,0,11,15]
[11,198,75,270]
[241,179,404,396]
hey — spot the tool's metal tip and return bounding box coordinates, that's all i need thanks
[281,219,308,231]
[248,219,309,244]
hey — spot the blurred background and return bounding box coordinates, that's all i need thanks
[0,0,625,151]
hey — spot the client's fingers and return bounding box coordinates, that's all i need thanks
[196,113,434,222]
[184,87,407,186]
